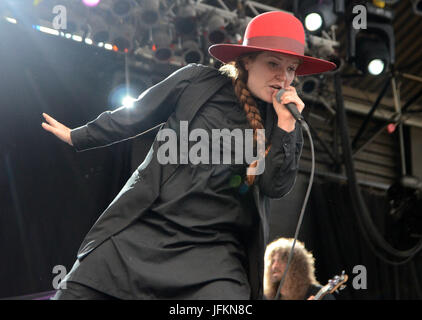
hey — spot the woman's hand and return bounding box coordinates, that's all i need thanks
[41,113,73,146]
[272,86,305,132]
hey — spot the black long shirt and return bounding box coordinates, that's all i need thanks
[63,64,303,299]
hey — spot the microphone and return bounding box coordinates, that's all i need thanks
[276,89,304,122]
[273,89,314,301]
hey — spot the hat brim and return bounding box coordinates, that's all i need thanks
[208,43,337,76]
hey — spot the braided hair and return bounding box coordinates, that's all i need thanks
[219,53,271,186]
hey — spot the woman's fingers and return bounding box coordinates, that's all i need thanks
[42,121,60,136]
[41,113,73,146]
[43,113,63,129]
[280,94,305,112]
[273,90,305,112]
[41,121,53,133]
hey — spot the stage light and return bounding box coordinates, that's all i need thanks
[109,72,152,109]
[36,25,60,36]
[86,12,110,43]
[206,14,226,44]
[72,34,83,42]
[122,96,136,108]
[174,6,197,36]
[304,13,323,32]
[181,40,203,64]
[300,77,320,95]
[112,0,131,16]
[83,0,101,7]
[367,59,385,76]
[109,23,135,51]
[138,0,160,26]
[5,17,17,24]
[298,0,341,35]
[151,26,174,62]
[355,35,390,75]
[350,25,394,76]
[347,3,395,76]
[412,0,422,15]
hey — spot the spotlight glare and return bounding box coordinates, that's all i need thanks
[122,96,136,108]
[304,13,323,32]
[72,35,83,42]
[39,26,59,36]
[368,59,385,75]
[85,38,93,45]
[82,0,101,7]
[355,36,390,76]
[5,17,17,24]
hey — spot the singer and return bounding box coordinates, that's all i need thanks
[43,11,336,300]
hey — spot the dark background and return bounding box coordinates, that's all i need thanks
[0,19,421,300]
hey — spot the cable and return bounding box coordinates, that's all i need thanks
[274,120,315,300]
[333,73,422,263]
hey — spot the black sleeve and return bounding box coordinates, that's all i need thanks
[258,121,304,199]
[70,64,201,152]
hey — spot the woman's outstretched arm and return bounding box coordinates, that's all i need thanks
[41,64,202,152]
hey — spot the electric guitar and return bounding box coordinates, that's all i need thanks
[312,271,348,300]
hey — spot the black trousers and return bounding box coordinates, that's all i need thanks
[52,281,119,300]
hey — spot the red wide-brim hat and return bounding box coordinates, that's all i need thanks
[208,11,337,76]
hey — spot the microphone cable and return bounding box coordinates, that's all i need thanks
[274,89,315,300]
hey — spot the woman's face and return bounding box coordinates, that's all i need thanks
[243,52,301,103]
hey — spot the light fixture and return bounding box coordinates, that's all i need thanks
[355,35,390,75]
[299,77,320,95]
[109,23,136,51]
[86,11,110,43]
[181,40,203,64]
[138,0,160,26]
[111,0,132,17]
[174,5,197,36]
[304,12,323,32]
[297,0,343,35]
[151,26,174,62]
[367,59,385,76]
[5,17,17,24]
[347,2,395,76]
[206,14,226,44]
[82,0,101,7]
[109,71,152,108]
[122,96,136,108]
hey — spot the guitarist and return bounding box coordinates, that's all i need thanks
[263,237,335,300]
